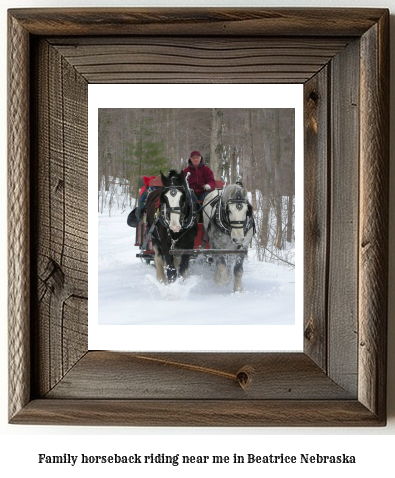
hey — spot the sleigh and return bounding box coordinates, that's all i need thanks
[134,176,248,264]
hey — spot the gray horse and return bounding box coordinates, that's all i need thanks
[202,183,255,292]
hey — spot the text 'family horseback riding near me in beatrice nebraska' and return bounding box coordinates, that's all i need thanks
[37,452,356,466]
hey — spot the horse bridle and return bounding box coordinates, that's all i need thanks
[158,177,195,231]
[226,190,253,230]
[213,190,255,236]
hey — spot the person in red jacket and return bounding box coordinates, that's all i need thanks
[183,151,216,201]
[139,175,156,210]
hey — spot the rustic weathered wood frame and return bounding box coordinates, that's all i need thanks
[8,8,389,426]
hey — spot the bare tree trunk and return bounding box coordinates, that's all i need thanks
[257,109,272,251]
[286,110,295,243]
[238,109,253,190]
[274,195,283,249]
[260,194,270,248]
[287,194,293,243]
[246,109,255,190]
[210,108,223,178]
[260,165,271,248]
[104,166,110,192]
[184,110,190,169]
[228,146,236,184]
[166,108,170,160]
[274,110,283,249]
[171,108,178,168]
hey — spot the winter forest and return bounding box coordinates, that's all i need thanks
[98,108,295,265]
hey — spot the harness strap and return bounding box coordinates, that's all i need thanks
[228,220,247,228]
[160,183,196,230]
[200,192,222,234]
[208,193,255,236]
[140,215,160,253]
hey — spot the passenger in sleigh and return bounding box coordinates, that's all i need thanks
[183,151,215,219]
[127,175,157,227]
[139,175,159,221]
[139,175,156,209]
[183,151,216,221]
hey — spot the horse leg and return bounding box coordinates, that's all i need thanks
[233,255,244,292]
[178,227,197,280]
[178,254,191,279]
[166,261,177,282]
[162,248,177,283]
[153,245,167,283]
[173,256,181,270]
[214,255,230,286]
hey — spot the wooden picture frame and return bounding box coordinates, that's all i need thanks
[8,8,389,426]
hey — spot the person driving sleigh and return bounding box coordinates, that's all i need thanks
[183,151,216,202]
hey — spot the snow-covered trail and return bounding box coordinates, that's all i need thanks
[97,209,295,326]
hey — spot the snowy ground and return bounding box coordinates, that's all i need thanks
[97,209,296,326]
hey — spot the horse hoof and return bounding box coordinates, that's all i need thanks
[214,272,230,286]
[156,274,167,283]
[167,270,178,283]
[233,281,243,292]
[179,269,189,280]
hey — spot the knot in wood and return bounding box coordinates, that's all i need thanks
[304,322,314,341]
[308,91,319,103]
[236,365,255,390]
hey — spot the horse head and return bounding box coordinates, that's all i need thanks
[160,170,187,233]
[223,184,253,246]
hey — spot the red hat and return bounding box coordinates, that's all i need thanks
[142,175,156,186]
[190,151,201,157]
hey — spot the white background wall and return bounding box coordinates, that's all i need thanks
[1,0,394,476]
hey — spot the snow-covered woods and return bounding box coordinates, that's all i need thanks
[99,108,296,266]
[97,181,296,326]
[98,208,295,326]
[96,108,297,326]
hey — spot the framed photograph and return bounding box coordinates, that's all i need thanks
[88,84,304,352]
[8,8,389,426]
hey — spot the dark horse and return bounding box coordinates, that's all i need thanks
[146,169,197,283]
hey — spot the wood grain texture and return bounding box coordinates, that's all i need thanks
[358,12,389,421]
[45,352,353,400]
[8,8,387,37]
[11,399,383,427]
[49,37,350,84]
[303,67,329,370]
[7,8,389,426]
[30,39,88,397]
[327,39,359,395]
[8,13,31,421]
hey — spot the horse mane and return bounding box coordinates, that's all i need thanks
[148,170,195,228]
[145,168,197,284]
[146,188,162,222]
[168,169,180,178]
[222,183,247,203]
[161,169,184,187]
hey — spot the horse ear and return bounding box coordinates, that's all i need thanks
[242,187,248,197]
[160,171,168,185]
